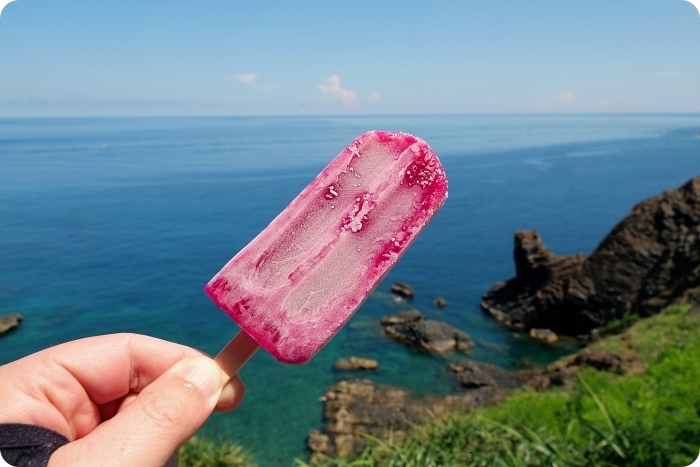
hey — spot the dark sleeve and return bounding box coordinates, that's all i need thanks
[0,424,68,467]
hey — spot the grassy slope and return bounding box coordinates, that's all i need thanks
[303,304,700,467]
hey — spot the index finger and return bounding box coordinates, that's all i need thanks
[23,333,204,404]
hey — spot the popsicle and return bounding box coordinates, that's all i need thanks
[207,131,447,378]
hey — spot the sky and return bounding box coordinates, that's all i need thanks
[0,0,699,117]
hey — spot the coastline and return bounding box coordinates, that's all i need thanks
[305,175,700,462]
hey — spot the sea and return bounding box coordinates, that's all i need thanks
[1,114,699,465]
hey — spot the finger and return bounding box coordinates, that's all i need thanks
[48,333,204,405]
[215,375,245,412]
[108,373,244,415]
[49,355,226,467]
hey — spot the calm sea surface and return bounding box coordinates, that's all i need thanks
[1,114,699,465]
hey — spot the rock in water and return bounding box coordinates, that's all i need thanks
[448,360,497,388]
[390,282,415,299]
[482,176,700,336]
[334,357,379,371]
[529,328,559,344]
[0,313,22,336]
[384,319,474,353]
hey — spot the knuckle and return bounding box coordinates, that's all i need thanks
[140,392,188,429]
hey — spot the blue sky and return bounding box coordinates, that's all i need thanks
[0,0,699,116]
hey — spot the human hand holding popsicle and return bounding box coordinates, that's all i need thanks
[0,334,243,466]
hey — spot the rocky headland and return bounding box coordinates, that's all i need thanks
[481,176,700,337]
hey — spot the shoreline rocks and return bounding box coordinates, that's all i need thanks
[308,346,644,460]
[0,313,22,336]
[307,378,510,461]
[381,310,473,354]
[529,328,559,344]
[334,357,379,371]
[379,309,424,326]
[390,282,415,299]
[482,176,700,337]
[516,347,644,390]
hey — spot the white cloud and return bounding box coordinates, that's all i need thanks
[557,90,575,105]
[233,73,276,91]
[235,73,258,85]
[367,91,380,103]
[317,75,358,108]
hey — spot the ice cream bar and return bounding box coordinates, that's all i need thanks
[207,131,447,368]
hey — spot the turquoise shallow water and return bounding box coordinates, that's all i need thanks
[1,114,700,465]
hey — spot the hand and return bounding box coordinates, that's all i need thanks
[0,333,244,466]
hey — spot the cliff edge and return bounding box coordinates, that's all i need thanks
[481,176,700,336]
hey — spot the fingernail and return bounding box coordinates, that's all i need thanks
[176,356,222,399]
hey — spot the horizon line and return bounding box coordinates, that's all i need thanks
[2,111,700,120]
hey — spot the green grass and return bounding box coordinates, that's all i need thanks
[302,304,700,467]
[178,436,255,467]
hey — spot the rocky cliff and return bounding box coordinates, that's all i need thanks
[481,176,700,336]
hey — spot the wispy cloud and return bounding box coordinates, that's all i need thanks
[317,75,358,108]
[557,90,575,105]
[367,91,380,103]
[234,73,258,85]
[233,73,276,91]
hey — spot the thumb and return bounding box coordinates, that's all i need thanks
[50,356,224,467]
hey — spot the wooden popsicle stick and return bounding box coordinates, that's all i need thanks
[214,330,260,385]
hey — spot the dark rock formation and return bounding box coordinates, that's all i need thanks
[384,319,474,353]
[518,348,644,390]
[307,378,509,461]
[0,313,22,336]
[434,297,448,308]
[449,359,528,393]
[390,282,415,299]
[309,380,424,459]
[334,357,379,371]
[449,360,497,388]
[482,176,700,336]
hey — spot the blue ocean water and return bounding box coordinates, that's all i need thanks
[1,114,699,465]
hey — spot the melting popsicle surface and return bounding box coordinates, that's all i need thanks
[206,131,448,364]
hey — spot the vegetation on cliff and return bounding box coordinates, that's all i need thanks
[178,436,255,467]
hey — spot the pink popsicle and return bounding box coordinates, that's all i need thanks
[207,131,447,374]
